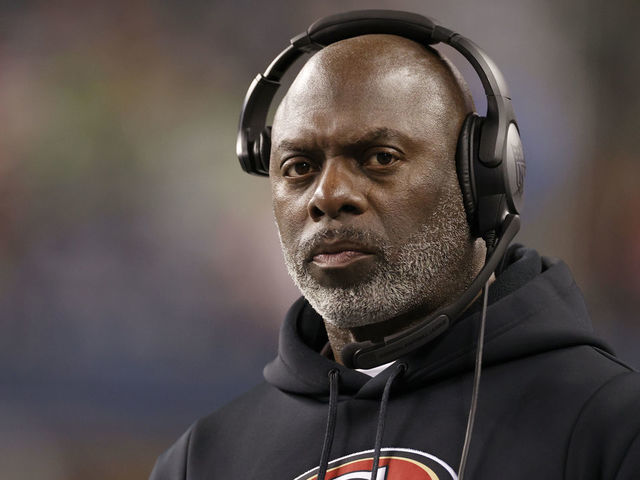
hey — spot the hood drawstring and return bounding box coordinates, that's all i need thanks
[318,363,406,480]
[371,362,406,480]
[318,369,339,480]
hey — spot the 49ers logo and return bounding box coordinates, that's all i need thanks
[294,448,457,480]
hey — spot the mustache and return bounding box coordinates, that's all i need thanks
[298,226,387,262]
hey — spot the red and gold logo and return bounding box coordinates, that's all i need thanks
[294,448,456,480]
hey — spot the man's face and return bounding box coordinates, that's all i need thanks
[269,40,475,328]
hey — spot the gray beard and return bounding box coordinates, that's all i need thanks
[279,188,478,328]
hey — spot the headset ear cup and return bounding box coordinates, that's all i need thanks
[456,113,482,237]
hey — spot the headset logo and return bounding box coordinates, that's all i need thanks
[510,140,526,196]
[293,448,457,480]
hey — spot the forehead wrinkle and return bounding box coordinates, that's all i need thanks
[276,127,412,150]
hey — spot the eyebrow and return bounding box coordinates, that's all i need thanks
[350,128,411,150]
[274,127,412,154]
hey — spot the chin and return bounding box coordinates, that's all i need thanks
[303,285,415,330]
[306,256,378,289]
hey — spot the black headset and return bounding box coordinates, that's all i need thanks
[236,10,525,369]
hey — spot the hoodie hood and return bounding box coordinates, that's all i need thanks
[264,245,612,399]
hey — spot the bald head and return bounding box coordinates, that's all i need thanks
[272,34,474,164]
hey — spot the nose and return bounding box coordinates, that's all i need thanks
[307,158,368,221]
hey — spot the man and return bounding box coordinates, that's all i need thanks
[150,19,640,480]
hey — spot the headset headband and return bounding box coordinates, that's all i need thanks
[237,9,516,175]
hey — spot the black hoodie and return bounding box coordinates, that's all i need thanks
[149,246,640,479]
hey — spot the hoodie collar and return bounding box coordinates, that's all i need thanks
[263,296,369,396]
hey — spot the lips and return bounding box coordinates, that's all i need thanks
[312,250,372,266]
[309,241,376,268]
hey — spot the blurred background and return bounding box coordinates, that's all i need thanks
[1,0,639,478]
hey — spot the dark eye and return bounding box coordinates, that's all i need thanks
[282,159,314,178]
[373,152,395,165]
[364,149,400,168]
